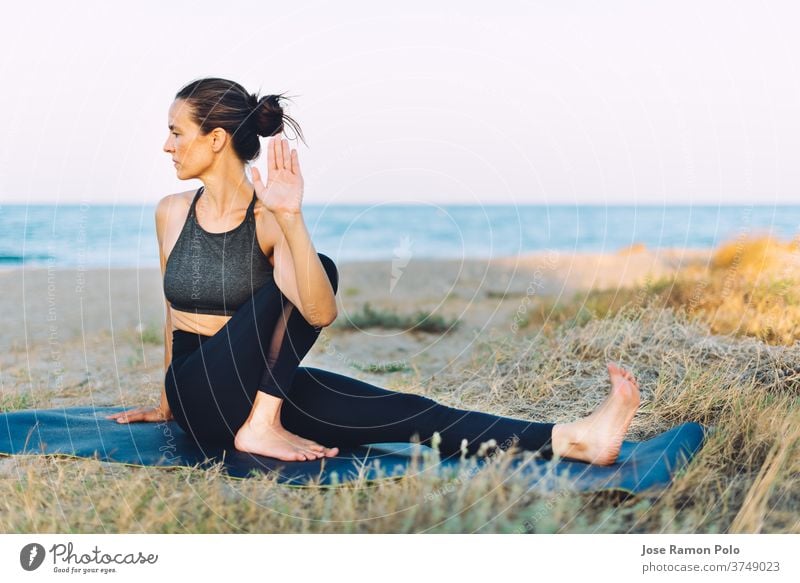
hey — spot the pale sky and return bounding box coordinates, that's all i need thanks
[1,0,799,205]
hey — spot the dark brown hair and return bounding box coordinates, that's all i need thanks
[174,77,306,162]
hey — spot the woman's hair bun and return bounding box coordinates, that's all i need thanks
[248,93,280,137]
[251,93,303,140]
[250,92,305,144]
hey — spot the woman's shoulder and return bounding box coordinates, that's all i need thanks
[155,189,198,253]
[155,189,197,226]
[157,189,196,211]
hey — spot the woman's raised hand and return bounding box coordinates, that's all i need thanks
[105,406,173,424]
[251,135,304,217]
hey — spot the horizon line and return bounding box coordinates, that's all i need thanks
[3,201,799,207]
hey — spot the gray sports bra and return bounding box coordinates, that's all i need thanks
[163,186,274,316]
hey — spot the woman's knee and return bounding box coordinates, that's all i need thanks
[317,253,339,294]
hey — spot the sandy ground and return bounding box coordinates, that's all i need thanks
[0,246,712,410]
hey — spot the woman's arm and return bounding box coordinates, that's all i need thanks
[253,137,337,327]
[160,303,173,414]
[155,196,175,417]
[164,305,173,372]
[270,213,337,327]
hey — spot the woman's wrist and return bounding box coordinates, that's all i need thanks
[274,209,304,228]
[159,387,173,417]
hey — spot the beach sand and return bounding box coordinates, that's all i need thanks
[0,246,712,411]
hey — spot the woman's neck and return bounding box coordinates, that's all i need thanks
[198,164,253,216]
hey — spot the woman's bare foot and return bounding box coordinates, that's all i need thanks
[233,391,338,461]
[234,419,339,461]
[550,362,641,465]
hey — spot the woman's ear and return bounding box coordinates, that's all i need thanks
[209,127,229,153]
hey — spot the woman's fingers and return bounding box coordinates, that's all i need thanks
[265,135,299,175]
[105,407,152,423]
[105,408,139,420]
[280,138,290,169]
[116,412,140,423]
[267,136,277,171]
[274,136,283,170]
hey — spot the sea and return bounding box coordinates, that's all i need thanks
[1,204,799,268]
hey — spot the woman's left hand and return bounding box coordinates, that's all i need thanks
[252,135,304,217]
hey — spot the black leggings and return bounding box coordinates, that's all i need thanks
[164,253,556,459]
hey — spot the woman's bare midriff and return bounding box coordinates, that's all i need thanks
[170,310,231,337]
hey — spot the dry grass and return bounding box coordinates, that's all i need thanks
[334,301,460,333]
[1,236,798,533]
[532,236,800,346]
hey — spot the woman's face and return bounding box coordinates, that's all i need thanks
[162,99,214,179]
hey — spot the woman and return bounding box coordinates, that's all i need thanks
[106,77,641,465]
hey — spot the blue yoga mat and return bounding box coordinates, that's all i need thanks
[0,406,707,495]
